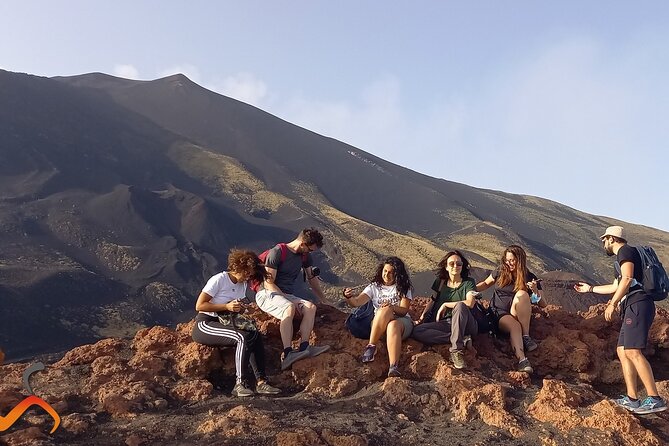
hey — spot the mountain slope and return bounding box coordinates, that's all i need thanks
[1,69,667,358]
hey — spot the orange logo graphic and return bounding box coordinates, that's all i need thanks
[0,362,60,434]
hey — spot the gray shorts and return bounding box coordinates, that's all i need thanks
[256,289,312,320]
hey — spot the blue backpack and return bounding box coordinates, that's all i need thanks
[345,300,374,339]
[636,246,669,301]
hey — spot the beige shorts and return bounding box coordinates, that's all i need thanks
[256,289,312,320]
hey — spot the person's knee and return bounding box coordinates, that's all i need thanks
[281,304,297,320]
[514,290,530,302]
[375,306,394,320]
[302,301,317,315]
[624,348,645,360]
[387,320,403,337]
[452,301,466,314]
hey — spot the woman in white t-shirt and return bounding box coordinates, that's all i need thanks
[343,256,414,378]
[192,249,280,397]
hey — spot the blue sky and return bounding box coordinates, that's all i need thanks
[2,1,668,232]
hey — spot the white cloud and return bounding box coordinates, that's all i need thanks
[156,64,201,82]
[210,72,268,107]
[276,76,407,158]
[113,64,139,80]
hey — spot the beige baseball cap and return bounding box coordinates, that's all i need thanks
[600,225,626,241]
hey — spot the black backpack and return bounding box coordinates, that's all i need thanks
[636,246,669,301]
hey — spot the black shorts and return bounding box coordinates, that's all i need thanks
[617,296,655,349]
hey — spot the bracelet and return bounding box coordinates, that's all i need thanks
[589,285,594,293]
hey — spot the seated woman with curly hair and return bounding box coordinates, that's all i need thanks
[342,256,414,378]
[192,249,281,397]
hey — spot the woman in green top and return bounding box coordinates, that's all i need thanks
[412,250,479,369]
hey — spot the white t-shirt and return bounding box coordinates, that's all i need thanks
[200,272,247,317]
[362,283,413,313]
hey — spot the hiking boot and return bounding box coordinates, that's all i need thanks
[522,335,538,352]
[231,382,254,397]
[281,349,310,371]
[463,335,473,350]
[633,396,668,415]
[307,344,331,358]
[387,364,401,377]
[517,358,533,373]
[450,350,466,369]
[256,381,281,395]
[361,344,377,363]
[612,395,641,411]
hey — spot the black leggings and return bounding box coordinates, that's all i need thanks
[192,313,266,383]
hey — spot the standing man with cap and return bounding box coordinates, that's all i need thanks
[574,226,667,414]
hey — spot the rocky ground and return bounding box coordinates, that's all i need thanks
[2,299,669,446]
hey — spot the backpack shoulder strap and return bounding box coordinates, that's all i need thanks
[277,243,288,262]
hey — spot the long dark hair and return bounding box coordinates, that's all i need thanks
[495,245,528,292]
[370,256,413,297]
[436,250,471,281]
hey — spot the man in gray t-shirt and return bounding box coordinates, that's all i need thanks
[255,228,331,370]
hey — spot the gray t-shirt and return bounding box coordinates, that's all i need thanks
[264,245,313,295]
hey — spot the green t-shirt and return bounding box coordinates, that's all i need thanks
[428,277,476,321]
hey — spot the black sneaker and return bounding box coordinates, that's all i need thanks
[280,349,310,371]
[387,364,401,377]
[522,335,538,352]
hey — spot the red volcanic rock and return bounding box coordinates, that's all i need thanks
[127,352,168,378]
[0,426,47,446]
[0,348,4,365]
[125,433,146,446]
[197,405,275,436]
[454,383,522,437]
[380,377,423,408]
[275,428,323,446]
[0,389,24,412]
[170,379,212,402]
[173,341,220,379]
[84,355,129,393]
[290,352,362,398]
[95,379,161,416]
[131,326,180,353]
[6,298,667,444]
[582,400,663,445]
[0,363,24,391]
[407,351,447,379]
[55,338,125,367]
[527,379,599,431]
[321,429,368,446]
[506,371,532,388]
[61,413,95,435]
[650,307,669,346]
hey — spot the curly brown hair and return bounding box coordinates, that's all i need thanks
[227,249,267,283]
[299,227,324,248]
